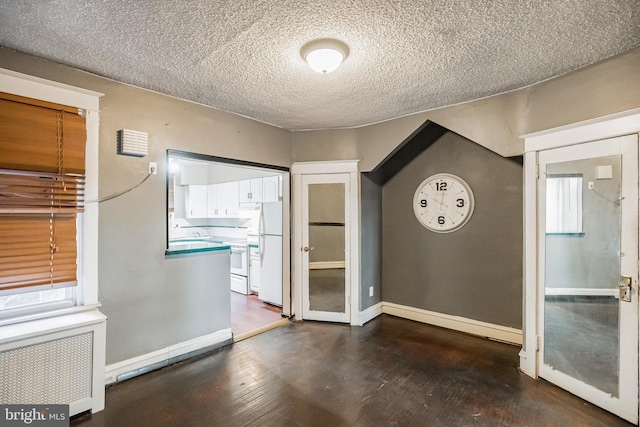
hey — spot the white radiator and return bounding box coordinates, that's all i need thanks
[0,310,107,416]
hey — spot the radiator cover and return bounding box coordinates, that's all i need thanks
[0,311,107,416]
[0,332,93,405]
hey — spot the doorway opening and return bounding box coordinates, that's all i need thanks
[291,160,361,325]
[166,150,291,340]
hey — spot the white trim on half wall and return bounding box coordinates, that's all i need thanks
[104,328,232,385]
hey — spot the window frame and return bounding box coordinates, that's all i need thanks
[0,68,102,325]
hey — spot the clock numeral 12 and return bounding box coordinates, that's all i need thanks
[435,182,447,191]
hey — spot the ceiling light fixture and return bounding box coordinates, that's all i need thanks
[301,39,349,74]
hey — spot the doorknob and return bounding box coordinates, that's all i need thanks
[619,276,632,302]
[303,246,315,252]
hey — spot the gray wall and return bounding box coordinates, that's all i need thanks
[0,47,292,365]
[290,48,638,330]
[96,84,290,364]
[360,174,382,310]
[382,132,523,328]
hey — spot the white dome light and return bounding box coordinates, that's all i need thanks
[301,39,349,74]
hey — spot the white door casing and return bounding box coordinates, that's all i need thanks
[291,161,360,325]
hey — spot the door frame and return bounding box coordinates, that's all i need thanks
[291,161,360,325]
[521,108,640,422]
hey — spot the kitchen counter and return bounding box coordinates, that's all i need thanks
[166,238,231,255]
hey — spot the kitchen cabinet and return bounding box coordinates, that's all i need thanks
[207,182,239,217]
[239,178,263,203]
[186,182,239,218]
[223,182,239,216]
[185,185,208,218]
[238,179,250,203]
[262,176,280,202]
[206,185,219,217]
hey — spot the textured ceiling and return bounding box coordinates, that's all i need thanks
[0,1,638,130]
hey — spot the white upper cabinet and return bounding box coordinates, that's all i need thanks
[185,185,208,218]
[239,178,263,203]
[186,175,280,218]
[206,185,220,217]
[222,182,239,216]
[262,176,280,202]
[207,182,239,217]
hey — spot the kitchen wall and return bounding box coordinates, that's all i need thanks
[0,47,292,365]
[382,132,523,328]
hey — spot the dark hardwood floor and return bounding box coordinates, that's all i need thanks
[72,315,632,427]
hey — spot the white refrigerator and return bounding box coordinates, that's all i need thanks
[258,201,283,306]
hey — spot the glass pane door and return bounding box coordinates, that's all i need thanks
[538,135,638,423]
[543,155,620,395]
[308,183,346,312]
[301,174,350,323]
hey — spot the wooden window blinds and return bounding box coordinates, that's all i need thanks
[0,92,86,292]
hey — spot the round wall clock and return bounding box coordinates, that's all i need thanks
[413,173,475,233]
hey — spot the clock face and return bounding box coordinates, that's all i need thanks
[413,173,475,233]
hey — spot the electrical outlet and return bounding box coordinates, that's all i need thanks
[149,162,157,175]
[588,181,594,189]
[369,286,374,297]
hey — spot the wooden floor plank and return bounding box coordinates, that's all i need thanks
[72,315,633,426]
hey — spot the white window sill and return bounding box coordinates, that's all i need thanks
[0,305,106,346]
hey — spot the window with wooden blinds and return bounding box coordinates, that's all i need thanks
[0,92,86,292]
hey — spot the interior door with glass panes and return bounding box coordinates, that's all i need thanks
[537,134,638,423]
[301,173,350,323]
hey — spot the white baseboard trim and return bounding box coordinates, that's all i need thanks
[354,302,383,326]
[105,328,232,385]
[309,261,345,269]
[382,302,522,345]
[545,287,617,297]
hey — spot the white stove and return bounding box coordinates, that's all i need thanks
[227,240,249,294]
